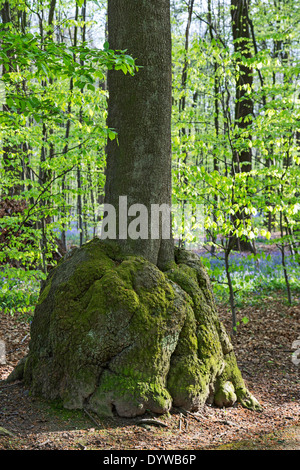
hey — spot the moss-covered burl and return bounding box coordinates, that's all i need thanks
[8,238,261,417]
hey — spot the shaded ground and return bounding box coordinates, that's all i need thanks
[0,292,299,451]
[214,425,300,450]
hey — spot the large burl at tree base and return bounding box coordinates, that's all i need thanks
[8,238,261,417]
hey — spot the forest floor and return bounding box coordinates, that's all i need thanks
[0,287,299,451]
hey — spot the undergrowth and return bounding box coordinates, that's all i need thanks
[0,247,299,322]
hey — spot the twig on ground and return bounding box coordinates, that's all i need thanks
[137,418,169,428]
[179,408,202,423]
[83,408,101,428]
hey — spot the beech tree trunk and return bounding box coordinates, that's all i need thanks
[104,0,174,269]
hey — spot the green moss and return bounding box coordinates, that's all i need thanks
[165,250,261,412]
[214,381,237,407]
[36,278,52,305]
[214,352,262,411]
[90,370,172,417]
[23,241,260,417]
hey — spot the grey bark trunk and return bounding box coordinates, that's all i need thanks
[104,0,174,269]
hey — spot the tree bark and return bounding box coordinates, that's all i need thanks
[231,0,253,174]
[231,0,255,253]
[1,1,22,197]
[104,0,174,269]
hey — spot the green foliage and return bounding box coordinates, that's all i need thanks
[201,250,300,308]
[170,0,300,322]
[0,267,44,319]
[0,0,300,321]
[0,12,137,279]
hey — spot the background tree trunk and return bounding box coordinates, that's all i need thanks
[231,0,255,253]
[231,0,253,174]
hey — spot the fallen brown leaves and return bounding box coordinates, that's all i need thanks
[0,293,299,450]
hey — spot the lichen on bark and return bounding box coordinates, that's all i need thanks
[10,238,260,417]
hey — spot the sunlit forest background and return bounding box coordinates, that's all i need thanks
[1,0,300,331]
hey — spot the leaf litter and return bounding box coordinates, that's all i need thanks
[0,292,299,450]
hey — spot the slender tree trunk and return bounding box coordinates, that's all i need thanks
[224,247,237,335]
[105,0,174,269]
[77,1,86,248]
[37,0,57,272]
[178,0,194,248]
[207,0,220,253]
[60,0,78,251]
[231,0,253,173]
[279,209,292,305]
